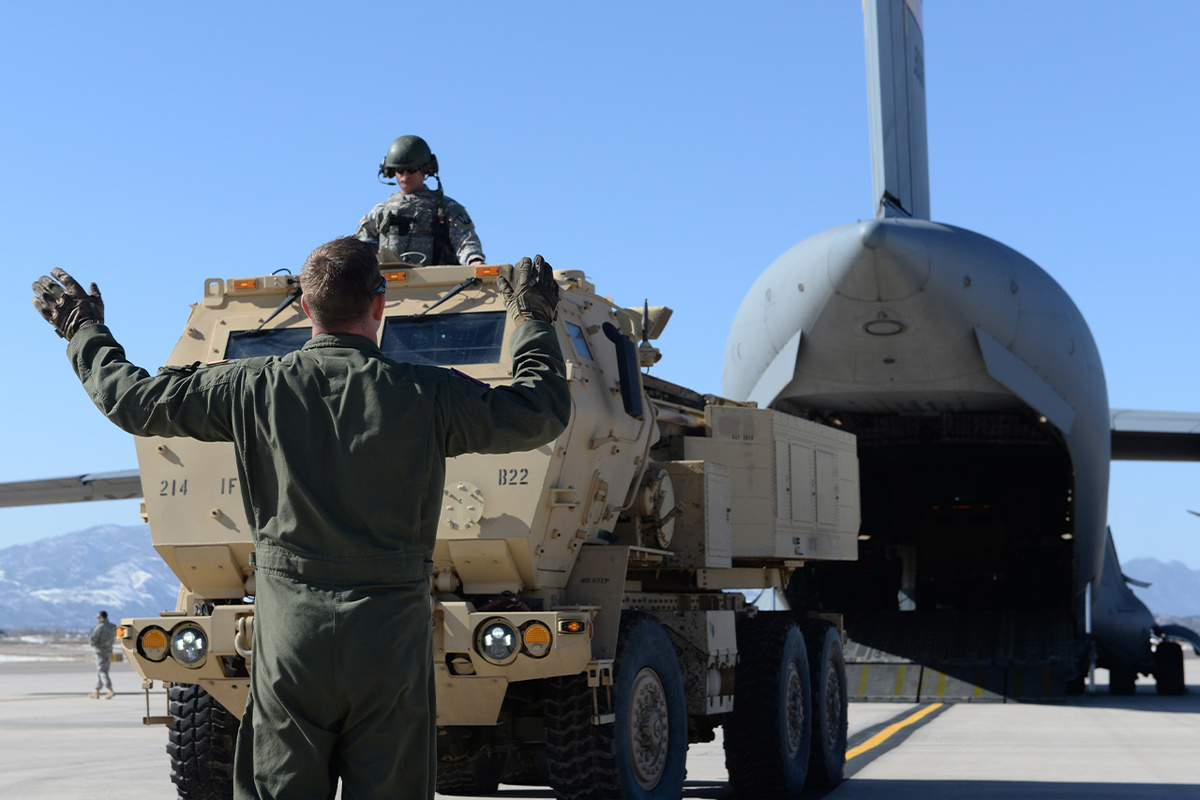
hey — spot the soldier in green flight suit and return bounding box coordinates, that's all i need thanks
[32,239,570,800]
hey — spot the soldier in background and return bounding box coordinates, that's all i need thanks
[88,610,117,699]
[355,134,486,266]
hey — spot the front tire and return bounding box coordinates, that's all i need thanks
[167,683,239,800]
[546,611,688,800]
[725,614,812,799]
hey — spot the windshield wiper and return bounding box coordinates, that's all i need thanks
[231,283,303,339]
[406,276,481,320]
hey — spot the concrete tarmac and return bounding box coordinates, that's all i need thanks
[2,656,1199,799]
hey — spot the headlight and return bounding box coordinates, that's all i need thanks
[476,619,519,665]
[138,627,169,662]
[170,625,208,667]
[522,622,552,658]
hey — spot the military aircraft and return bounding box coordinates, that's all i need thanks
[723,0,1200,697]
[3,0,1197,702]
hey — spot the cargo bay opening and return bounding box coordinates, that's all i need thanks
[781,408,1079,700]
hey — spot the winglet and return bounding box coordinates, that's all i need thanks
[864,0,930,220]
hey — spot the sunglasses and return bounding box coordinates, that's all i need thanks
[396,168,422,175]
[370,275,387,297]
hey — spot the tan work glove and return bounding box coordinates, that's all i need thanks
[32,268,105,340]
[497,254,560,325]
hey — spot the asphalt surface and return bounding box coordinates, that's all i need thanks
[2,654,1198,799]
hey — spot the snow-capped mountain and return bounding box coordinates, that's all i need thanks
[2,524,1198,630]
[0,524,180,631]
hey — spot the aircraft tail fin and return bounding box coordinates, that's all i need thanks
[864,0,930,220]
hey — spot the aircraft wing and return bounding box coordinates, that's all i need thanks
[1111,409,1200,461]
[0,469,143,508]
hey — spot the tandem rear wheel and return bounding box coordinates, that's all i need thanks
[725,613,848,798]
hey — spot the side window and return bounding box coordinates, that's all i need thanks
[566,322,593,360]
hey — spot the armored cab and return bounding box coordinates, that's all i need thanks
[116,261,861,800]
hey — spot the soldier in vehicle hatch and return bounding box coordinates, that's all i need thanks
[355,134,486,266]
[32,242,569,800]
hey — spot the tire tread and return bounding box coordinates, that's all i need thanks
[167,683,238,800]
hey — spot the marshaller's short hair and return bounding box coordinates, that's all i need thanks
[300,237,382,330]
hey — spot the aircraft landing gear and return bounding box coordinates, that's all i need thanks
[1154,641,1186,695]
[1108,665,1138,695]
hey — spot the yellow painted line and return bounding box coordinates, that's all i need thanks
[857,665,870,697]
[894,664,906,696]
[846,702,944,761]
[935,670,947,697]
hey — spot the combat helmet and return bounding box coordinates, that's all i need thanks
[379,135,439,179]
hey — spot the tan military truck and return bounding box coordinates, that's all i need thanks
[115,261,860,800]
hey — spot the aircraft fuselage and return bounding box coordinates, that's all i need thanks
[724,217,1153,679]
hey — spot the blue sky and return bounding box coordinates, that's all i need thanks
[2,2,1199,569]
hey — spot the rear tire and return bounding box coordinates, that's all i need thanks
[546,611,688,800]
[802,620,848,788]
[167,683,239,800]
[725,614,812,799]
[436,747,504,796]
[500,749,548,786]
[1154,641,1186,695]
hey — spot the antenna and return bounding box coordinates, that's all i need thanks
[637,299,663,369]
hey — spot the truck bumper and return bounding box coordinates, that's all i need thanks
[118,606,252,720]
[434,600,596,725]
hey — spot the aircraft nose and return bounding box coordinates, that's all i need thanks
[828,219,931,302]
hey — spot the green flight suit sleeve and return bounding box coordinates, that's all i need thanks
[442,320,571,457]
[65,323,239,442]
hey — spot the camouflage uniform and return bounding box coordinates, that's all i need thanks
[65,320,569,800]
[355,189,484,266]
[90,618,117,692]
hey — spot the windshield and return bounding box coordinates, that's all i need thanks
[221,311,507,365]
[381,311,506,366]
[224,328,311,359]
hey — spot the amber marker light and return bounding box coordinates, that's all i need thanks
[559,619,586,635]
[139,627,169,662]
[382,270,407,282]
[522,623,552,658]
[474,266,500,278]
[231,279,258,291]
